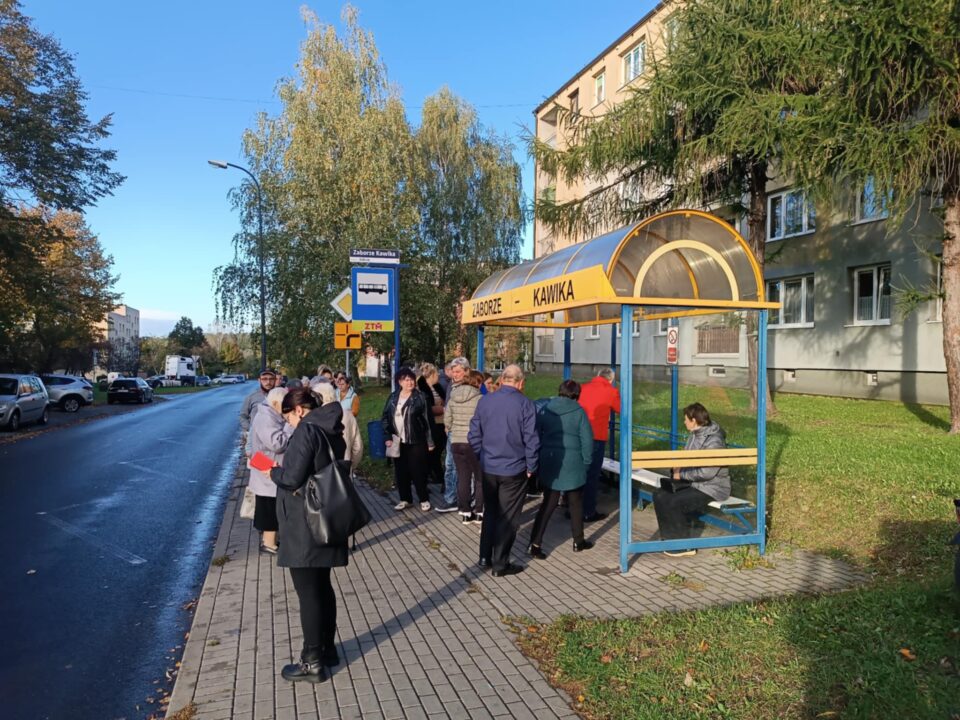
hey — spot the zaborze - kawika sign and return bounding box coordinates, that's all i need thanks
[461,265,617,325]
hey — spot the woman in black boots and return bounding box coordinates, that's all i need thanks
[270,387,348,683]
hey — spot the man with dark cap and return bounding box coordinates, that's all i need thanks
[240,369,277,433]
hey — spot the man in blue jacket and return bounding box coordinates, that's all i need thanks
[468,364,539,577]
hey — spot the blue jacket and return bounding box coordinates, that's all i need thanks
[468,385,539,476]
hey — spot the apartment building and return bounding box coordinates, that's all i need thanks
[98,304,140,344]
[532,4,947,404]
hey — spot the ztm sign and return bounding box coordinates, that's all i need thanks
[334,322,361,351]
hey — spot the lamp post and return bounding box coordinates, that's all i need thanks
[208,160,267,374]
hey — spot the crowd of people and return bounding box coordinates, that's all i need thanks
[237,359,730,683]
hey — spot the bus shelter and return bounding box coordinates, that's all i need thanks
[461,210,780,572]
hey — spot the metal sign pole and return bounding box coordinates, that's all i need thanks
[392,266,400,391]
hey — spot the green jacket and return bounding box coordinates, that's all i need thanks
[536,396,594,491]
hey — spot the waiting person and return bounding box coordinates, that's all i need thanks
[419,363,452,506]
[480,372,495,396]
[240,369,278,433]
[445,365,483,525]
[441,358,472,516]
[468,364,539,577]
[248,386,292,554]
[270,387,348,682]
[577,367,621,522]
[316,383,362,470]
[310,364,334,385]
[527,380,594,559]
[335,373,360,417]
[382,366,435,511]
[654,402,731,557]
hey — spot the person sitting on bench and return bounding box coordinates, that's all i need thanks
[654,402,731,557]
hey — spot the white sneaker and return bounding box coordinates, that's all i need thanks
[394,501,411,511]
[419,501,432,512]
[663,549,697,558]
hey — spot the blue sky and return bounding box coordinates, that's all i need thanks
[23,1,654,336]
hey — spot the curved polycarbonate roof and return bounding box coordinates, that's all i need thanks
[464,210,773,326]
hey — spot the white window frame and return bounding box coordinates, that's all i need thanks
[852,264,892,326]
[616,318,642,337]
[654,318,669,335]
[664,14,680,54]
[594,71,606,105]
[587,324,601,339]
[622,42,645,86]
[766,275,815,328]
[935,256,944,322]
[854,176,891,224]
[768,188,816,241]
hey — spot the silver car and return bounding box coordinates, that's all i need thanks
[40,374,94,413]
[0,374,50,431]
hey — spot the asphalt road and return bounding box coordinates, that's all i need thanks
[0,382,252,720]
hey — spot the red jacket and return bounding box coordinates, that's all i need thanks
[578,376,620,442]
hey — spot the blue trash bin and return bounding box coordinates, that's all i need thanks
[367,420,386,459]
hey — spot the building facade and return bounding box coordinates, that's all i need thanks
[532,3,947,404]
[95,304,140,375]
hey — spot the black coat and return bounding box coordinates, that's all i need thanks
[381,388,434,448]
[270,403,349,568]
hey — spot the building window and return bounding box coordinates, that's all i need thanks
[766,275,815,327]
[587,324,601,339]
[855,176,890,223]
[568,89,579,115]
[622,42,645,84]
[537,333,554,356]
[768,188,816,240]
[594,71,605,104]
[616,318,642,337]
[664,14,680,53]
[654,318,669,335]
[853,264,891,324]
[541,184,556,204]
[697,325,739,354]
[935,256,944,322]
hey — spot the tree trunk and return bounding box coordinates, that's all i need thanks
[941,186,960,433]
[746,159,777,416]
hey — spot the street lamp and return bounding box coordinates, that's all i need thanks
[208,159,267,374]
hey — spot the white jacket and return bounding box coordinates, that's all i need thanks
[341,408,363,468]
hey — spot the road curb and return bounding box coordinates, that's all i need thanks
[165,454,245,717]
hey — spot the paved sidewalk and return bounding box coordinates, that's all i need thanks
[167,467,867,720]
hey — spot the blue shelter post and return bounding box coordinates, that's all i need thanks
[756,310,768,554]
[670,318,679,449]
[392,266,400,389]
[476,325,485,373]
[562,328,572,380]
[618,304,634,573]
[608,323,618,460]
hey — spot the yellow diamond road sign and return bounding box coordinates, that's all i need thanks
[331,287,352,321]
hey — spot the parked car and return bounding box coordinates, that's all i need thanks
[212,374,241,385]
[40,374,94,413]
[107,378,153,404]
[0,374,50,430]
[145,375,165,389]
[196,375,211,387]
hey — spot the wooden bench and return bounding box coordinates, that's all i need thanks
[601,455,758,534]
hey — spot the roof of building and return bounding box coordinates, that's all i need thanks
[533,1,670,116]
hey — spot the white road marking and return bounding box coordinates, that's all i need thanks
[39,514,147,565]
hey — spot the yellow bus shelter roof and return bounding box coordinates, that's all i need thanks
[462,210,779,327]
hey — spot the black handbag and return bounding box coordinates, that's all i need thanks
[303,429,371,546]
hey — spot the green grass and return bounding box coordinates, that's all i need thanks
[354,383,394,492]
[490,373,960,719]
[519,581,960,720]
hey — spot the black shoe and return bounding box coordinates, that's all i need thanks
[572,539,594,552]
[477,558,491,571]
[583,512,608,523]
[527,544,548,560]
[321,646,340,667]
[281,650,326,683]
[492,563,525,577]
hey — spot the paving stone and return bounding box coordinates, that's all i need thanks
[169,469,865,720]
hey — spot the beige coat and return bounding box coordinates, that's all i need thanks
[341,408,363,468]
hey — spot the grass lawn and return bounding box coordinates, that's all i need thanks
[353,371,960,719]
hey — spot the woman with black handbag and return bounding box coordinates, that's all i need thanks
[269,387,347,683]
